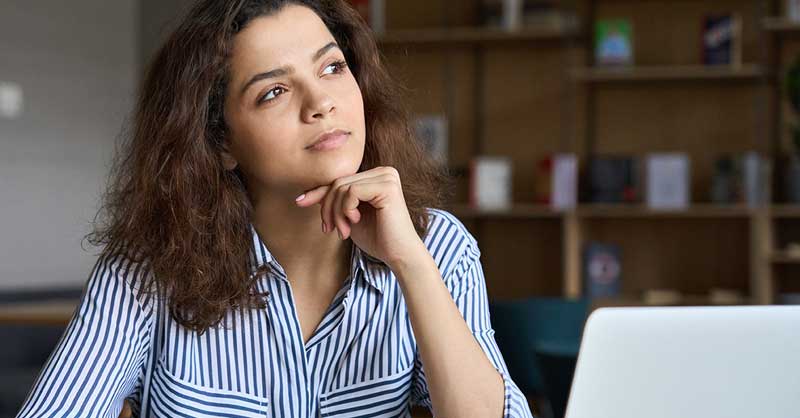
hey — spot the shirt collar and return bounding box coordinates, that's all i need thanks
[248,222,386,294]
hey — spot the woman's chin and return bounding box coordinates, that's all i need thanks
[304,165,360,188]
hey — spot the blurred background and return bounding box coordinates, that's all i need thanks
[2,0,800,417]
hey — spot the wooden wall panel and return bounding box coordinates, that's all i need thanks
[585,218,750,295]
[776,38,800,155]
[467,219,565,299]
[593,83,762,200]
[385,0,478,29]
[484,44,576,202]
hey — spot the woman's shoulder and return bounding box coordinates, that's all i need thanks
[79,248,159,318]
[422,207,481,279]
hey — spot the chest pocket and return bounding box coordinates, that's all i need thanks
[318,363,415,418]
[149,357,270,418]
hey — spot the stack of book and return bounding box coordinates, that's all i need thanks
[481,0,577,31]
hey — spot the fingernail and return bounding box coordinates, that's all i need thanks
[295,193,306,202]
[322,222,327,233]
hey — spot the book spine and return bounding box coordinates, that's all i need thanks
[370,0,385,34]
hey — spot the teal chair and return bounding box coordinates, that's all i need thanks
[489,297,589,418]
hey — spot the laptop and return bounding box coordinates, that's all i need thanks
[564,306,800,418]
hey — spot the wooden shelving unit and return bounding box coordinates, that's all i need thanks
[763,17,800,33]
[447,203,563,219]
[770,204,800,217]
[771,251,800,264]
[447,203,758,219]
[572,64,767,82]
[377,26,580,45]
[589,294,753,310]
[378,0,800,308]
[574,204,756,218]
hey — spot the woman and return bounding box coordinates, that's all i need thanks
[16,1,534,417]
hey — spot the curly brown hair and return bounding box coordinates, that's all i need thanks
[84,0,454,334]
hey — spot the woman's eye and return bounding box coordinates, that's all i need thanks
[323,60,348,76]
[258,86,284,104]
[257,61,347,105]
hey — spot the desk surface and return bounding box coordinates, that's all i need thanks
[0,299,78,325]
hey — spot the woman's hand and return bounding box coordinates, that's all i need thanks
[294,166,424,269]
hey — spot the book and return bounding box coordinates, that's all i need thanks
[552,154,578,210]
[642,289,683,305]
[702,13,742,66]
[710,155,737,204]
[346,0,385,33]
[535,154,578,209]
[709,288,746,305]
[583,242,622,299]
[481,0,523,30]
[469,156,513,210]
[710,152,771,206]
[586,156,640,203]
[595,19,633,66]
[741,151,771,207]
[481,0,577,30]
[645,153,690,210]
[413,114,448,165]
[787,0,800,22]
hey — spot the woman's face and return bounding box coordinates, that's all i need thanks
[221,4,366,199]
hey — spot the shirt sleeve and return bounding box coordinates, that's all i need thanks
[15,251,155,418]
[410,237,536,418]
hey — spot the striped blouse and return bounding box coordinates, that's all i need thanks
[16,208,534,418]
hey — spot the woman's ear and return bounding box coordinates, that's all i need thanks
[220,137,239,171]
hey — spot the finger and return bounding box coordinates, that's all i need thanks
[295,185,329,207]
[325,174,389,236]
[321,179,345,235]
[345,180,394,213]
[335,179,388,239]
[341,186,362,225]
[295,166,394,207]
[295,167,396,233]
[332,184,351,239]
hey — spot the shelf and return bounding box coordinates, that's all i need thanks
[771,205,800,218]
[0,299,78,325]
[447,203,754,219]
[572,64,766,82]
[447,203,563,219]
[575,204,754,219]
[763,17,800,33]
[771,251,800,264]
[590,295,751,310]
[376,25,579,46]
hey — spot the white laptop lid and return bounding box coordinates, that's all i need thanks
[565,306,800,418]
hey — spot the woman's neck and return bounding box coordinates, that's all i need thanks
[251,191,352,291]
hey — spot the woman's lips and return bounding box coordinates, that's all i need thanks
[307,132,349,151]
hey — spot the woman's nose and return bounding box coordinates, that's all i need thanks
[302,89,336,122]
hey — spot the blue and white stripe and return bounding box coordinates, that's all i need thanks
[16,208,534,417]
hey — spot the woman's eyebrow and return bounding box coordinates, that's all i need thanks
[239,41,340,96]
